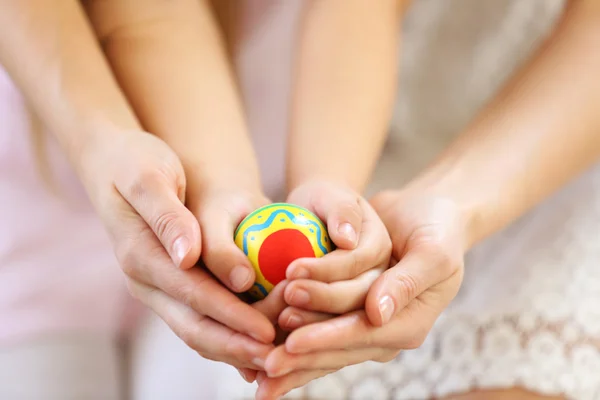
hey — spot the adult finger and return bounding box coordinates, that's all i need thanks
[115,222,275,343]
[286,204,390,282]
[264,346,388,378]
[127,279,272,369]
[114,166,201,269]
[284,268,382,314]
[365,244,463,326]
[236,367,257,383]
[284,301,437,354]
[255,369,336,400]
[278,307,332,331]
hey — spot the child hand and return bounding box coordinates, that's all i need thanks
[281,180,391,317]
[188,182,271,294]
[253,190,467,399]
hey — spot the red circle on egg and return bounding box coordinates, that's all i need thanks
[258,229,315,285]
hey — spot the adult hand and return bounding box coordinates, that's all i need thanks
[82,129,277,371]
[253,190,467,399]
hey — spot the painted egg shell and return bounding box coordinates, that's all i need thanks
[234,203,333,300]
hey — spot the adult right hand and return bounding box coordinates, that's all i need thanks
[81,128,278,371]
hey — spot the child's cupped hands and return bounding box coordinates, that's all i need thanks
[253,189,469,400]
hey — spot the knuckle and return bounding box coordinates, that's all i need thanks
[124,278,142,300]
[221,298,246,324]
[402,336,425,350]
[431,248,454,271]
[442,256,464,279]
[429,246,462,278]
[349,251,363,278]
[410,229,462,277]
[178,325,202,350]
[152,210,182,242]
[224,332,249,361]
[320,287,335,312]
[171,284,196,308]
[353,236,390,277]
[358,330,376,348]
[196,351,219,363]
[408,223,445,248]
[393,273,420,304]
[374,351,400,363]
[123,167,161,200]
[116,243,140,278]
[362,335,376,348]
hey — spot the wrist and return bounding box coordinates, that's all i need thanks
[70,121,131,181]
[183,161,267,207]
[287,174,365,197]
[378,167,483,251]
[188,160,262,191]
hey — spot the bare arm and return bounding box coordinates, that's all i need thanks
[0,0,139,175]
[85,0,263,199]
[286,0,406,193]
[400,0,600,247]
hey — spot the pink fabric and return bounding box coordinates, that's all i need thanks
[0,67,134,344]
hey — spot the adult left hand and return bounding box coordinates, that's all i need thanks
[254,190,468,400]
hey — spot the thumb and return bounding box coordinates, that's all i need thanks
[291,185,362,250]
[116,171,201,269]
[365,248,452,326]
[198,202,257,293]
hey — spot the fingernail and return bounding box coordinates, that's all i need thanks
[285,313,303,329]
[252,357,266,369]
[287,266,310,279]
[379,295,395,324]
[289,288,310,306]
[338,223,357,246]
[172,236,189,267]
[230,265,252,291]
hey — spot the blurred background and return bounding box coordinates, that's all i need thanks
[1,1,581,399]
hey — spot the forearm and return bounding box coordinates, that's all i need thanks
[403,1,600,248]
[86,0,262,198]
[0,0,140,174]
[287,0,403,193]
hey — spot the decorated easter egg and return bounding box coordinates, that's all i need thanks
[234,203,333,300]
